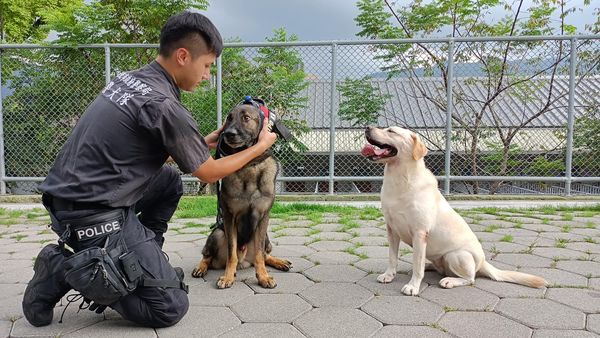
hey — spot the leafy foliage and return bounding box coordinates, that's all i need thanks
[337,77,391,127]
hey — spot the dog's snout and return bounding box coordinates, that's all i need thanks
[223,129,239,138]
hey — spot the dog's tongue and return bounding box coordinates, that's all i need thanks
[361,144,388,157]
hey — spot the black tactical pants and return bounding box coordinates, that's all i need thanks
[43,165,187,327]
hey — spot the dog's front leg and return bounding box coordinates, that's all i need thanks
[402,230,428,296]
[217,217,238,289]
[378,224,401,283]
[253,211,276,288]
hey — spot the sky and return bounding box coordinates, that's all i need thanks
[200,0,597,43]
[202,0,363,42]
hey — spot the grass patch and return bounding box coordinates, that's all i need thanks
[584,237,597,244]
[514,222,523,229]
[175,196,217,218]
[555,238,570,248]
[560,225,572,233]
[586,222,597,229]
[541,218,550,225]
[500,235,514,243]
[11,234,27,241]
[183,222,207,228]
[307,228,321,236]
[345,246,368,259]
[562,213,574,221]
[0,219,18,225]
[582,211,596,217]
[484,225,501,233]
[306,212,323,224]
[443,306,457,312]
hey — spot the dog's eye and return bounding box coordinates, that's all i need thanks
[387,129,396,134]
[243,115,250,122]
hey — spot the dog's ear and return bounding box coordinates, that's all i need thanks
[411,133,428,160]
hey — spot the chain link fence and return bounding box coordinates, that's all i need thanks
[1,36,599,196]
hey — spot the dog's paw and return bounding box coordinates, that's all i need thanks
[217,275,235,289]
[377,272,396,283]
[191,267,207,278]
[274,259,292,272]
[258,275,277,289]
[439,277,457,289]
[401,284,420,296]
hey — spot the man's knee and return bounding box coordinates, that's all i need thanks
[150,289,189,328]
[114,288,189,328]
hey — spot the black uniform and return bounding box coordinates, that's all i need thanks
[30,61,210,327]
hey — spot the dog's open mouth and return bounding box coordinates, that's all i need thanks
[361,135,397,161]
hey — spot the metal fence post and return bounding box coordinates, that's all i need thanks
[104,44,111,85]
[444,39,455,195]
[0,50,5,194]
[216,56,222,128]
[329,43,337,195]
[565,37,577,196]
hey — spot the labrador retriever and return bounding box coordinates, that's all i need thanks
[361,126,546,295]
[191,103,292,289]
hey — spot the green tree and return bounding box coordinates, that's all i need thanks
[2,0,209,191]
[0,0,79,43]
[337,76,391,127]
[351,0,600,194]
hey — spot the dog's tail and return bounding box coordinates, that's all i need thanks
[479,261,547,288]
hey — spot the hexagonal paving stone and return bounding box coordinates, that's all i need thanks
[474,232,505,242]
[231,294,311,323]
[519,267,588,287]
[350,236,389,246]
[277,228,311,236]
[438,311,532,338]
[350,227,386,237]
[568,242,600,254]
[588,314,600,335]
[590,278,600,290]
[280,220,313,228]
[532,247,588,260]
[482,241,528,253]
[474,278,546,298]
[493,253,553,268]
[511,236,556,247]
[303,264,367,282]
[361,295,443,325]
[270,244,316,257]
[61,319,157,338]
[538,232,586,242]
[284,257,315,273]
[0,321,10,338]
[420,285,499,311]
[557,260,600,277]
[299,282,373,308]
[357,273,428,297]
[495,298,586,329]
[353,258,413,274]
[371,325,451,338]
[11,301,105,337]
[532,329,599,338]
[245,272,314,294]
[355,246,389,259]
[546,288,600,313]
[308,240,353,252]
[306,251,360,265]
[272,236,312,245]
[218,323,305,338]
[293,308,382,338]
[311,232,353,241]
[188,279,253,307]
[312,223,344,232]
[155,306,240,338]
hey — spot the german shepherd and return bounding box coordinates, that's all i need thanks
[191,103,292,288]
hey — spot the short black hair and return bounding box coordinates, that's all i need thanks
[159,12,223,58]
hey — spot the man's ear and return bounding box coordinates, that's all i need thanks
[411,133,428,160]
[175,48,190,66]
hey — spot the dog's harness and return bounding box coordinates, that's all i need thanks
[212,96,292,230]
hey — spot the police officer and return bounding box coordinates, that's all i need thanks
[22,12,277,328]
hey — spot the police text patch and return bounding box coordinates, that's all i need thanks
[75,218,123,241]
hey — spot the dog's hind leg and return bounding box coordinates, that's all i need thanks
[377,224,401,284]
[439,250,476,289]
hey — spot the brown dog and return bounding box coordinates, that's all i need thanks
[191,103,291,288]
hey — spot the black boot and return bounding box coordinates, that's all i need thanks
[22,244,72,327]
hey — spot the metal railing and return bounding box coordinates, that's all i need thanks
[1,35,599,195]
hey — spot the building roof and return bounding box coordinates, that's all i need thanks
[298,75,600,129]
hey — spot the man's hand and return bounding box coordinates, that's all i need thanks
[204,124,225,150]
[255,117,278,152]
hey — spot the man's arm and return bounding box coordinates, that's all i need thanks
[192,118,277,183]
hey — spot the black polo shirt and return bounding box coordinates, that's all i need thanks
[39,61,210,207]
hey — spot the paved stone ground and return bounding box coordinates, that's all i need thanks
[1,204,600,337]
